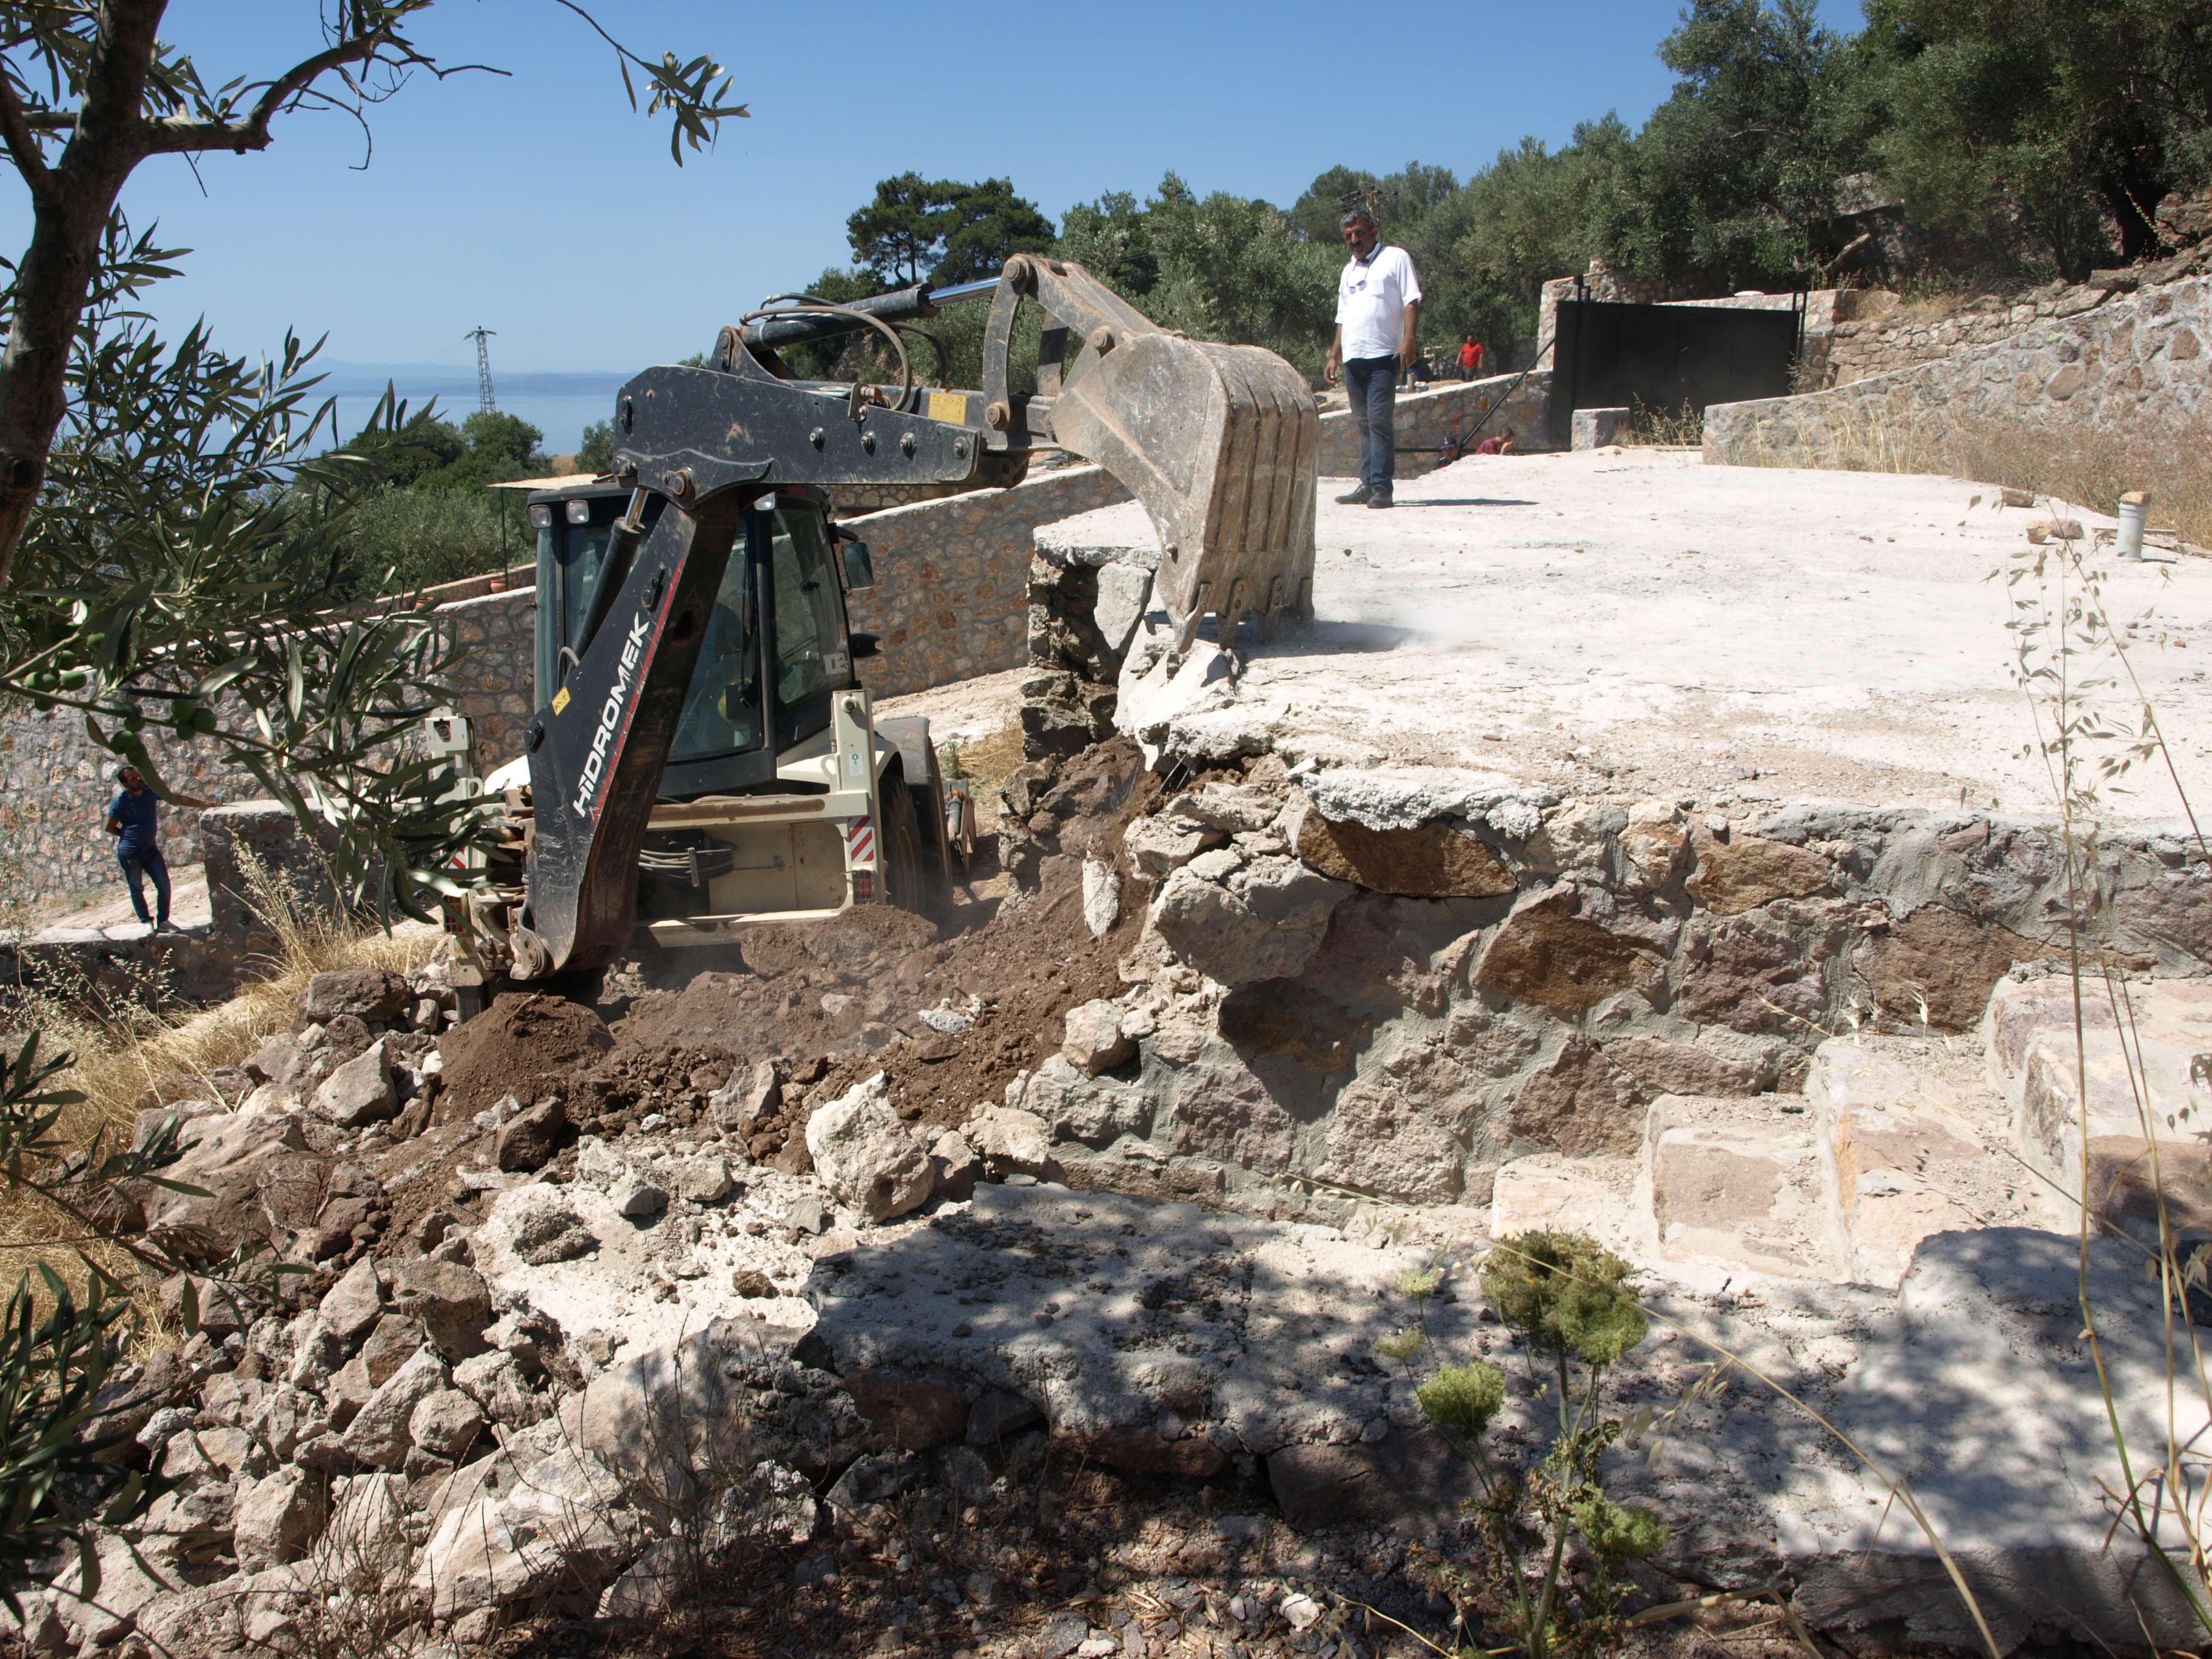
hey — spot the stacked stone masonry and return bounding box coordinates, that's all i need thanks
[996,521,2212,1225]
[1704,272,2211,466]
[1315,373,1556,477]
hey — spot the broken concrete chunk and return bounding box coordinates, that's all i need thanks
[495,1096,566,1172]
[310,1037,397,1128]
[1061,1000,1135,1076]
[1149,855,1351,987]
[508,1194,597,1265]
[965,1107,1058,1179]
[408,1388,486,1461]
[805,1073,934,1224]
[388,1258,491,1361]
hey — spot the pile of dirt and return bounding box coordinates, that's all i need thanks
[548,737,1167,1168]
[612,905,950,1060]
[436,991,614,1120]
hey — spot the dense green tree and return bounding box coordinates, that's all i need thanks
[934,178,1057,284]
[1056,190,1161,297]
[1863,0,2212,275]
[846,175,1053,288]
[576,419,614,475]
[1628,0,1871,287]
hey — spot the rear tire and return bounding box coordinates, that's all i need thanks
[881,776,928,918]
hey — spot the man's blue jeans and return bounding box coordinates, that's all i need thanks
[1342,355,1398,495]
[118,844,170,925]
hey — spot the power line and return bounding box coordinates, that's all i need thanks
[464,326,497,414]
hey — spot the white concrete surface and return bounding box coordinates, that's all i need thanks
[1063,449,2212,831]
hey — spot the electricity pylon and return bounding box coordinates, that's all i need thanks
[465,326,497,414]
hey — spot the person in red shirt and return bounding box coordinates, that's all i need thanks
[1458,335,1484,380]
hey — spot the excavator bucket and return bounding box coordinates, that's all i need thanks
[984,259,1319,645]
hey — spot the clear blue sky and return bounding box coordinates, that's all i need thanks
[0,0,1866,385]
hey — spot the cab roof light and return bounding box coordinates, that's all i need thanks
[566,498,592,524]
[528,504,551,529]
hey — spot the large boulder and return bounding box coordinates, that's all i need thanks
[232,1466,319,1569]
[340,1346,449,1469]
[805,1073,933,1223]
[414,1441,637,1620]
[388,1258,492,1361]
[310,1037,397,1128]
[138,1108,317,1262]
[300,968,411,1025]
[1148,852,1351,986]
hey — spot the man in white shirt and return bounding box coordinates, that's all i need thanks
[1324,210,1423,508]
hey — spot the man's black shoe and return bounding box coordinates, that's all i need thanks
[1333,485,1372,504]
[1366,493,1395,509]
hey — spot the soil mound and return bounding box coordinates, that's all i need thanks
[612,905,945,1057]
[438,991,613,1119]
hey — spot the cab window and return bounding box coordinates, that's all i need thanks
[670,548,763,762]
[768,506,854,748]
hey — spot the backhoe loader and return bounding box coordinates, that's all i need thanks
[460,255,1318,980]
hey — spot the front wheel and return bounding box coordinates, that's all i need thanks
[880,777,928,918]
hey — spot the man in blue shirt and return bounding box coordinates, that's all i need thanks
[104,765,172,932]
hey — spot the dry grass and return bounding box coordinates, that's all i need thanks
[1730,404,2212,548]
[941,720,1025,834]
[0,851,441,1282]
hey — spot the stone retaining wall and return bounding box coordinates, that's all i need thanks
[1315,372,1555,477]
[1823,284,2112,386]
[996,525,2212,1223]
[1703,272,2211,467]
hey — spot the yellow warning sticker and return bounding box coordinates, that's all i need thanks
[550,686,571,716]
[927,390,967,424]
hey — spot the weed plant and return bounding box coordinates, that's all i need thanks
[1377,1231,1667,1659]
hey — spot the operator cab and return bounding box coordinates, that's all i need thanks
[527,481,879,800]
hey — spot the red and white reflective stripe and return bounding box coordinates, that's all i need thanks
[845,817,876,866]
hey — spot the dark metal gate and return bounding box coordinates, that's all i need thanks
[1549,297,1801,446]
